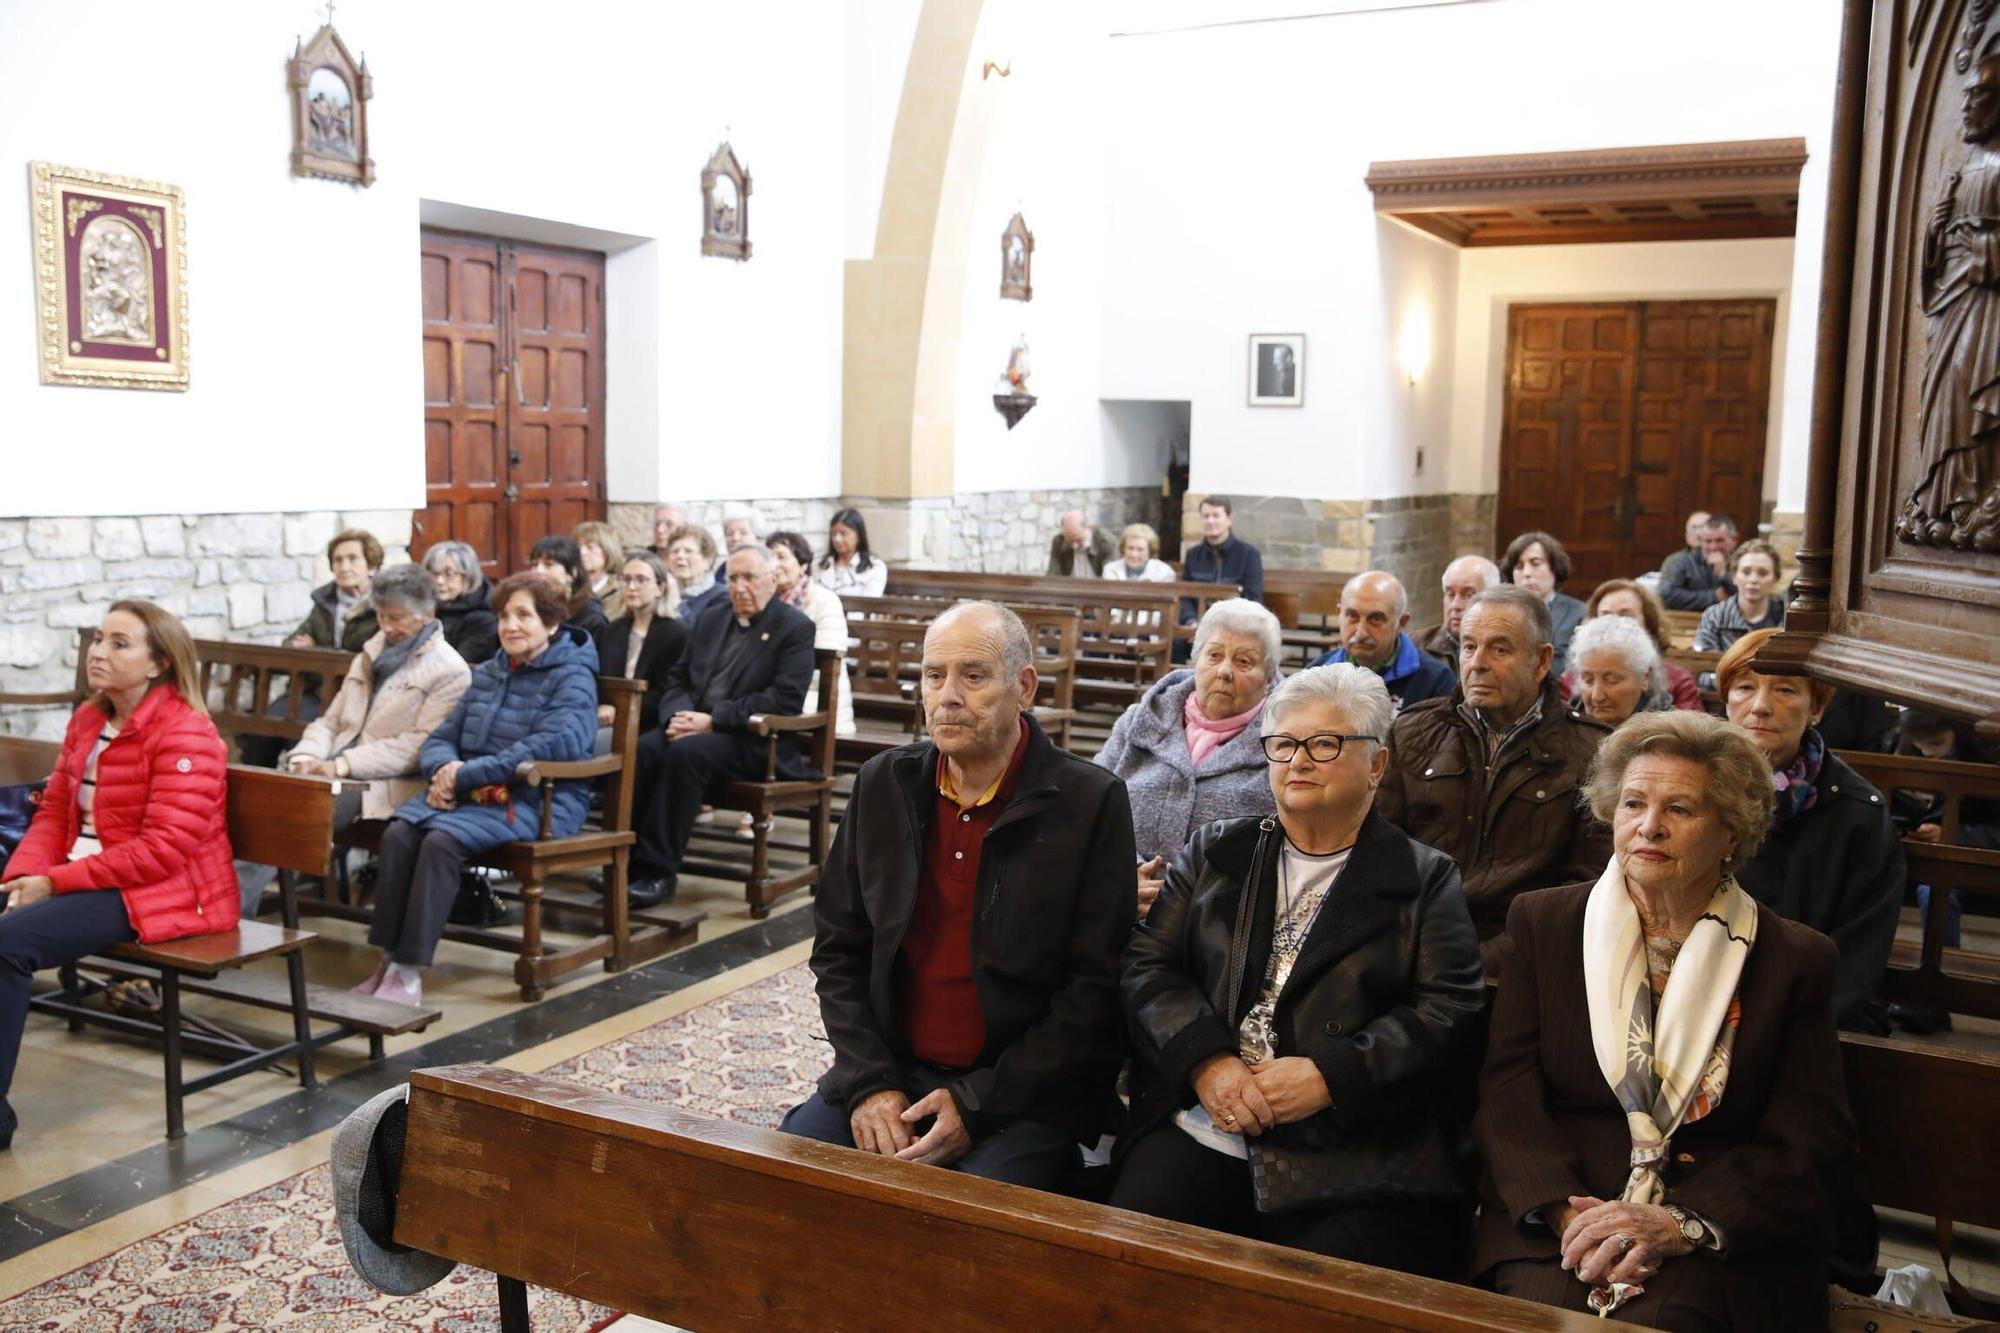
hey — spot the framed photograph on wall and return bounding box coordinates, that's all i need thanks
[1247,333,1303,407]
[28,161,190,391]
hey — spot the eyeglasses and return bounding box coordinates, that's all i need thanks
[1260,733,1376,764]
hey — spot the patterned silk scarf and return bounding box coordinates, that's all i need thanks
[1580,857,1757,1315]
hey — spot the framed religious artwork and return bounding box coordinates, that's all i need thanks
[702,141,752,260]
[1247,333,1304,407]
[288,20,375,186]
[1000,212,1034,301]
[28,161,190,391]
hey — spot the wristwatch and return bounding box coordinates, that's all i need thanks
[1663,1203,1714,1249]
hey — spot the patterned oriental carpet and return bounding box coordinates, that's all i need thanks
[0,964,830,1331]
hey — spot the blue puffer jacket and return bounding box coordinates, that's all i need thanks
[393,625,600,852]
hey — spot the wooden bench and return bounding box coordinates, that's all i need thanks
[1661,608,1702,650]
[841,595,1082,754]
[0,735,428,1138]
[683,650,842,919]
[391,1062,1606,1332]
[1262,567,1352,665]
[321,676,704,1001]
[1833,750,2000,1019]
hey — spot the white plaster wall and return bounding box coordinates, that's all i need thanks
[1098,0,1842,504]
[0,0,854,519]
[846,0,926,260]
[1448,237,1798,503]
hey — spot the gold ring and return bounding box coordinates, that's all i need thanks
[1616,1234,1635,1254]
[1223,1111,1237,1124]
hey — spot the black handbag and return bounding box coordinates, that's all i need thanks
[1246,1105,1458,1214]
[0,781,47,864]
[447,870,512,927]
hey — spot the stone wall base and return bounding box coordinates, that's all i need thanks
[611,486,1160,574]
[1,511,413,740]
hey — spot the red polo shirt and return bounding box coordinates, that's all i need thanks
[896,719,1030,1069]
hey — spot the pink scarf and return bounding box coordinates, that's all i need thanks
[1184,688,1262,766]
[779,578,811,609]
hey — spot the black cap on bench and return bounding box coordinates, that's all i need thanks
[331,1084,456,1295]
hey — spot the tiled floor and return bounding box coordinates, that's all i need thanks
[0,857,814,1284]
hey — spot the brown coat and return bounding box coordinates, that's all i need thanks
[289,627,471,820]
[1472,881,1855,1329]
[1416,621,1457,673]
[1374,682,1611,959]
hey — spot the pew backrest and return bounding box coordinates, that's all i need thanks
[194,637,357,747]
[394,1063,1606,1332]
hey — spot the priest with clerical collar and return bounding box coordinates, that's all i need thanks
[784,600,1135,1187]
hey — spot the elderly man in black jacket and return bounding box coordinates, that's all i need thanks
[781,601,1136,1188]
[625,544,816,907]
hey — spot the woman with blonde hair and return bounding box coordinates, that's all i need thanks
[1103,523,1175,582]
[0,601,239,1148]
[573,520,626,616]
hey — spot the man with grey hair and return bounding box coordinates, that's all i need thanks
[1376,585,1612,969]
[1418,554,1501,673]
[1306,571,1456,713]
[626,543,817,906]
[786,600,1135,1189]
[721,514,759,551]
[1048,509,1114,578]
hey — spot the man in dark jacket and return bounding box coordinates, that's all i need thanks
[1416,554,1500,674]
[1181,496,1264,611]
[626,545,816,906]
[1657,513,1737,611]
[1374,585,1612,968]
[1047,511,1115,577]
[1307,571,1456,713]
[782,601,1135,1187]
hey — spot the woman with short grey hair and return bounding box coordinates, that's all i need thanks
[1562,614,1670,730]
[421,541,499,666]
[1113,663,1484,1274]
[1095,597,1284,918]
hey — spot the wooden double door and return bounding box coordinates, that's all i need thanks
[1496,299,1774,593]
[418,230,607,576]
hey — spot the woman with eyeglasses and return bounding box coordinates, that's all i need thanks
[596,550,687,736]
[1112,664,1486,1276]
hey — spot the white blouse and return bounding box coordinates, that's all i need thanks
[813,556,888,599]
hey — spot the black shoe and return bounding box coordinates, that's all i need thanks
[1888,1002,1953,1035]
[585,871,607,895]
[627,876,676,910]
[0,1098,17,1151]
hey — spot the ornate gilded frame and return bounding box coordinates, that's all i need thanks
[1000,212,1034,300]
[288,23,375,187]
[28,161,190,392]
[701,142,751,260]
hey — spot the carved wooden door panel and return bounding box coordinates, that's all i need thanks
[417,231,606,575]
[1497,304,1638,593]
[1498,300,1773,593]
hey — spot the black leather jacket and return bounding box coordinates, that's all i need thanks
[1120,809,1486,1195]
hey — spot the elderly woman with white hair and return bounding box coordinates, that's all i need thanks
[1094,598,1283,918]
[1561,615,1672,730]
[1112,664,1486,1277]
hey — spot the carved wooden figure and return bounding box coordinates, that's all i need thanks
[702,142,752,261]
[288,21,374,187]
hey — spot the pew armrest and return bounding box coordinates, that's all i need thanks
[518,756,622,785]
[0,690,85,707]
[747,712,829,736]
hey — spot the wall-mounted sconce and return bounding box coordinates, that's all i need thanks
[982,59,1012,80]
[1399,306,1431,386]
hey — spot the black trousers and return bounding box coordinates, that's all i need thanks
[0,888,137,1105]
[367,819,467,966]
[1108,1121,1470,1281]
[630,730,766,879]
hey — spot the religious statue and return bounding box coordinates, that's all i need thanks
[1902,33,2000,550]
[78,216,153,344]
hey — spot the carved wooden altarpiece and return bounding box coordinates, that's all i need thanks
[1765,0,2000,736]
[288,23,374,186]
[1000,212,1034,300]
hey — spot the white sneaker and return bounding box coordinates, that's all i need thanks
[373,971,424,1008]
[349,959,388,997]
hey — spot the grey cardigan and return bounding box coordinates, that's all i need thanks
[1093,669,1275,864]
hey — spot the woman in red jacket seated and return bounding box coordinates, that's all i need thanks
[0,600,237,1149]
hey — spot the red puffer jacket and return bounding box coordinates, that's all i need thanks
[3,688,238,943]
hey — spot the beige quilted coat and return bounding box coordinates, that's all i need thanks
[290,628,472,820]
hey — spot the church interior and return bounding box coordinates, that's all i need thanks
[2,0,1999,1327]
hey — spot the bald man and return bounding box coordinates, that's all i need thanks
[1307,571,1457,713]
[785,601,1134,1188]
[1417,554,1501,673]
[1048,510,1114,578]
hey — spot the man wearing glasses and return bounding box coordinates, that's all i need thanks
[1374,585,1612,971]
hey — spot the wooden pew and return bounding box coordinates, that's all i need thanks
[1660,609,1702,650]
[1261,567,1352,665]
[393,1063,1605,1332]
[0,735,438,1137]
[1834,750,2000,1020]
[320,677,703,1001]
